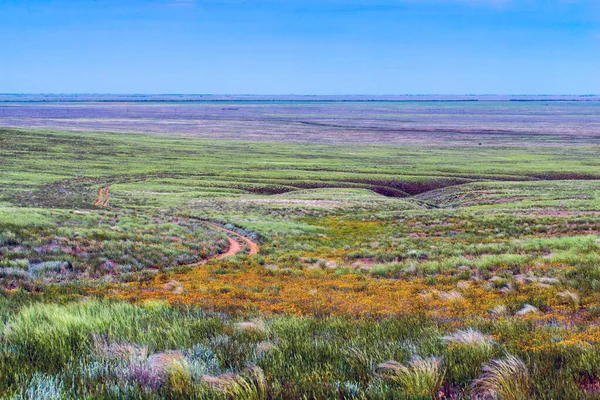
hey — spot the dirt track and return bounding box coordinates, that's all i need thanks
[183,224,259,264]
[218,237,241,259]
[92,186,258,260]
[94,186,110,207]
[207,223,259,257]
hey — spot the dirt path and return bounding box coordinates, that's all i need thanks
[94,186,110,207]
[93,187,104,206]
[102,186,110,207]
[91,185,258,260]
[181,224,258,266]
[207,223,259,256]
[218,236,242,259]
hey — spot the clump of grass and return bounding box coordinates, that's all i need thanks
[342,346,376,384]
[153,352,194,396]
[557,290,580,307]
[515,304,539,316]
[377,356,445,399]
[442,328,495,353]
[203,363,267,400]
[117,350,190,391]
[14,372,64,400]
[420,290,463,302]
[472,354,530,400]
[254,341,277,358]
[234,319,269,341]
[442,328,496,387]
[3,301,138,367]
[93,334,150,362]
[202,373,239,393]
[438,291,463,302]
[163,280,185,294]
[490,304,508,316]
[334,381,362,398]
[456,280,470,289]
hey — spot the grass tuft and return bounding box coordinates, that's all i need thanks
[472,354,530,400]
[377,356,445,399]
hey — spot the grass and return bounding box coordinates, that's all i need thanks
[2,299,598,398]
[377,357,446,399]
[0,98,600,398]
[472,355,531,400]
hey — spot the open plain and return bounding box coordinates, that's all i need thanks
[1,96,600,398]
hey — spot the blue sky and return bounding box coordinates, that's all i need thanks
[0,0,598,94]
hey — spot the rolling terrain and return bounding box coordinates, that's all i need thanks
[0,99,599,399]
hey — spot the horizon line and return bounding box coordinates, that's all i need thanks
[1,93,599,97]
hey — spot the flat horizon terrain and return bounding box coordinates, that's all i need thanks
[1,99,600,398]
[1,96,599,147]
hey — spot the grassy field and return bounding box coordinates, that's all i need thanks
[1,100,600,399]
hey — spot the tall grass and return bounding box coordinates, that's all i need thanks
[442,328,496,386]
[0,295,599,398]
[472,354,531,400]
[377,356,445,399]
[2,300,227,370]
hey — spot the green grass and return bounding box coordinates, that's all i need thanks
[1,126,600,398]
[1,299,599,399]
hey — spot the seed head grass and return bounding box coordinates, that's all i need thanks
[472,354,530,400]
[377,356,445,399]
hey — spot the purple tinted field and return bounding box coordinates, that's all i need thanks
[1,98,599,146]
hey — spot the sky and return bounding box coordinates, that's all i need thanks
[0,0,598,94]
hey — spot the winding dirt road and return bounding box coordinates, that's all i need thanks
[91,186,258,260]
[206,223,259,257]
[184,224,259,264]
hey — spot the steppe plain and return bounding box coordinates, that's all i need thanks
[1,95,600,399]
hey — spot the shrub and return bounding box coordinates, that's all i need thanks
[342,346,376,385]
